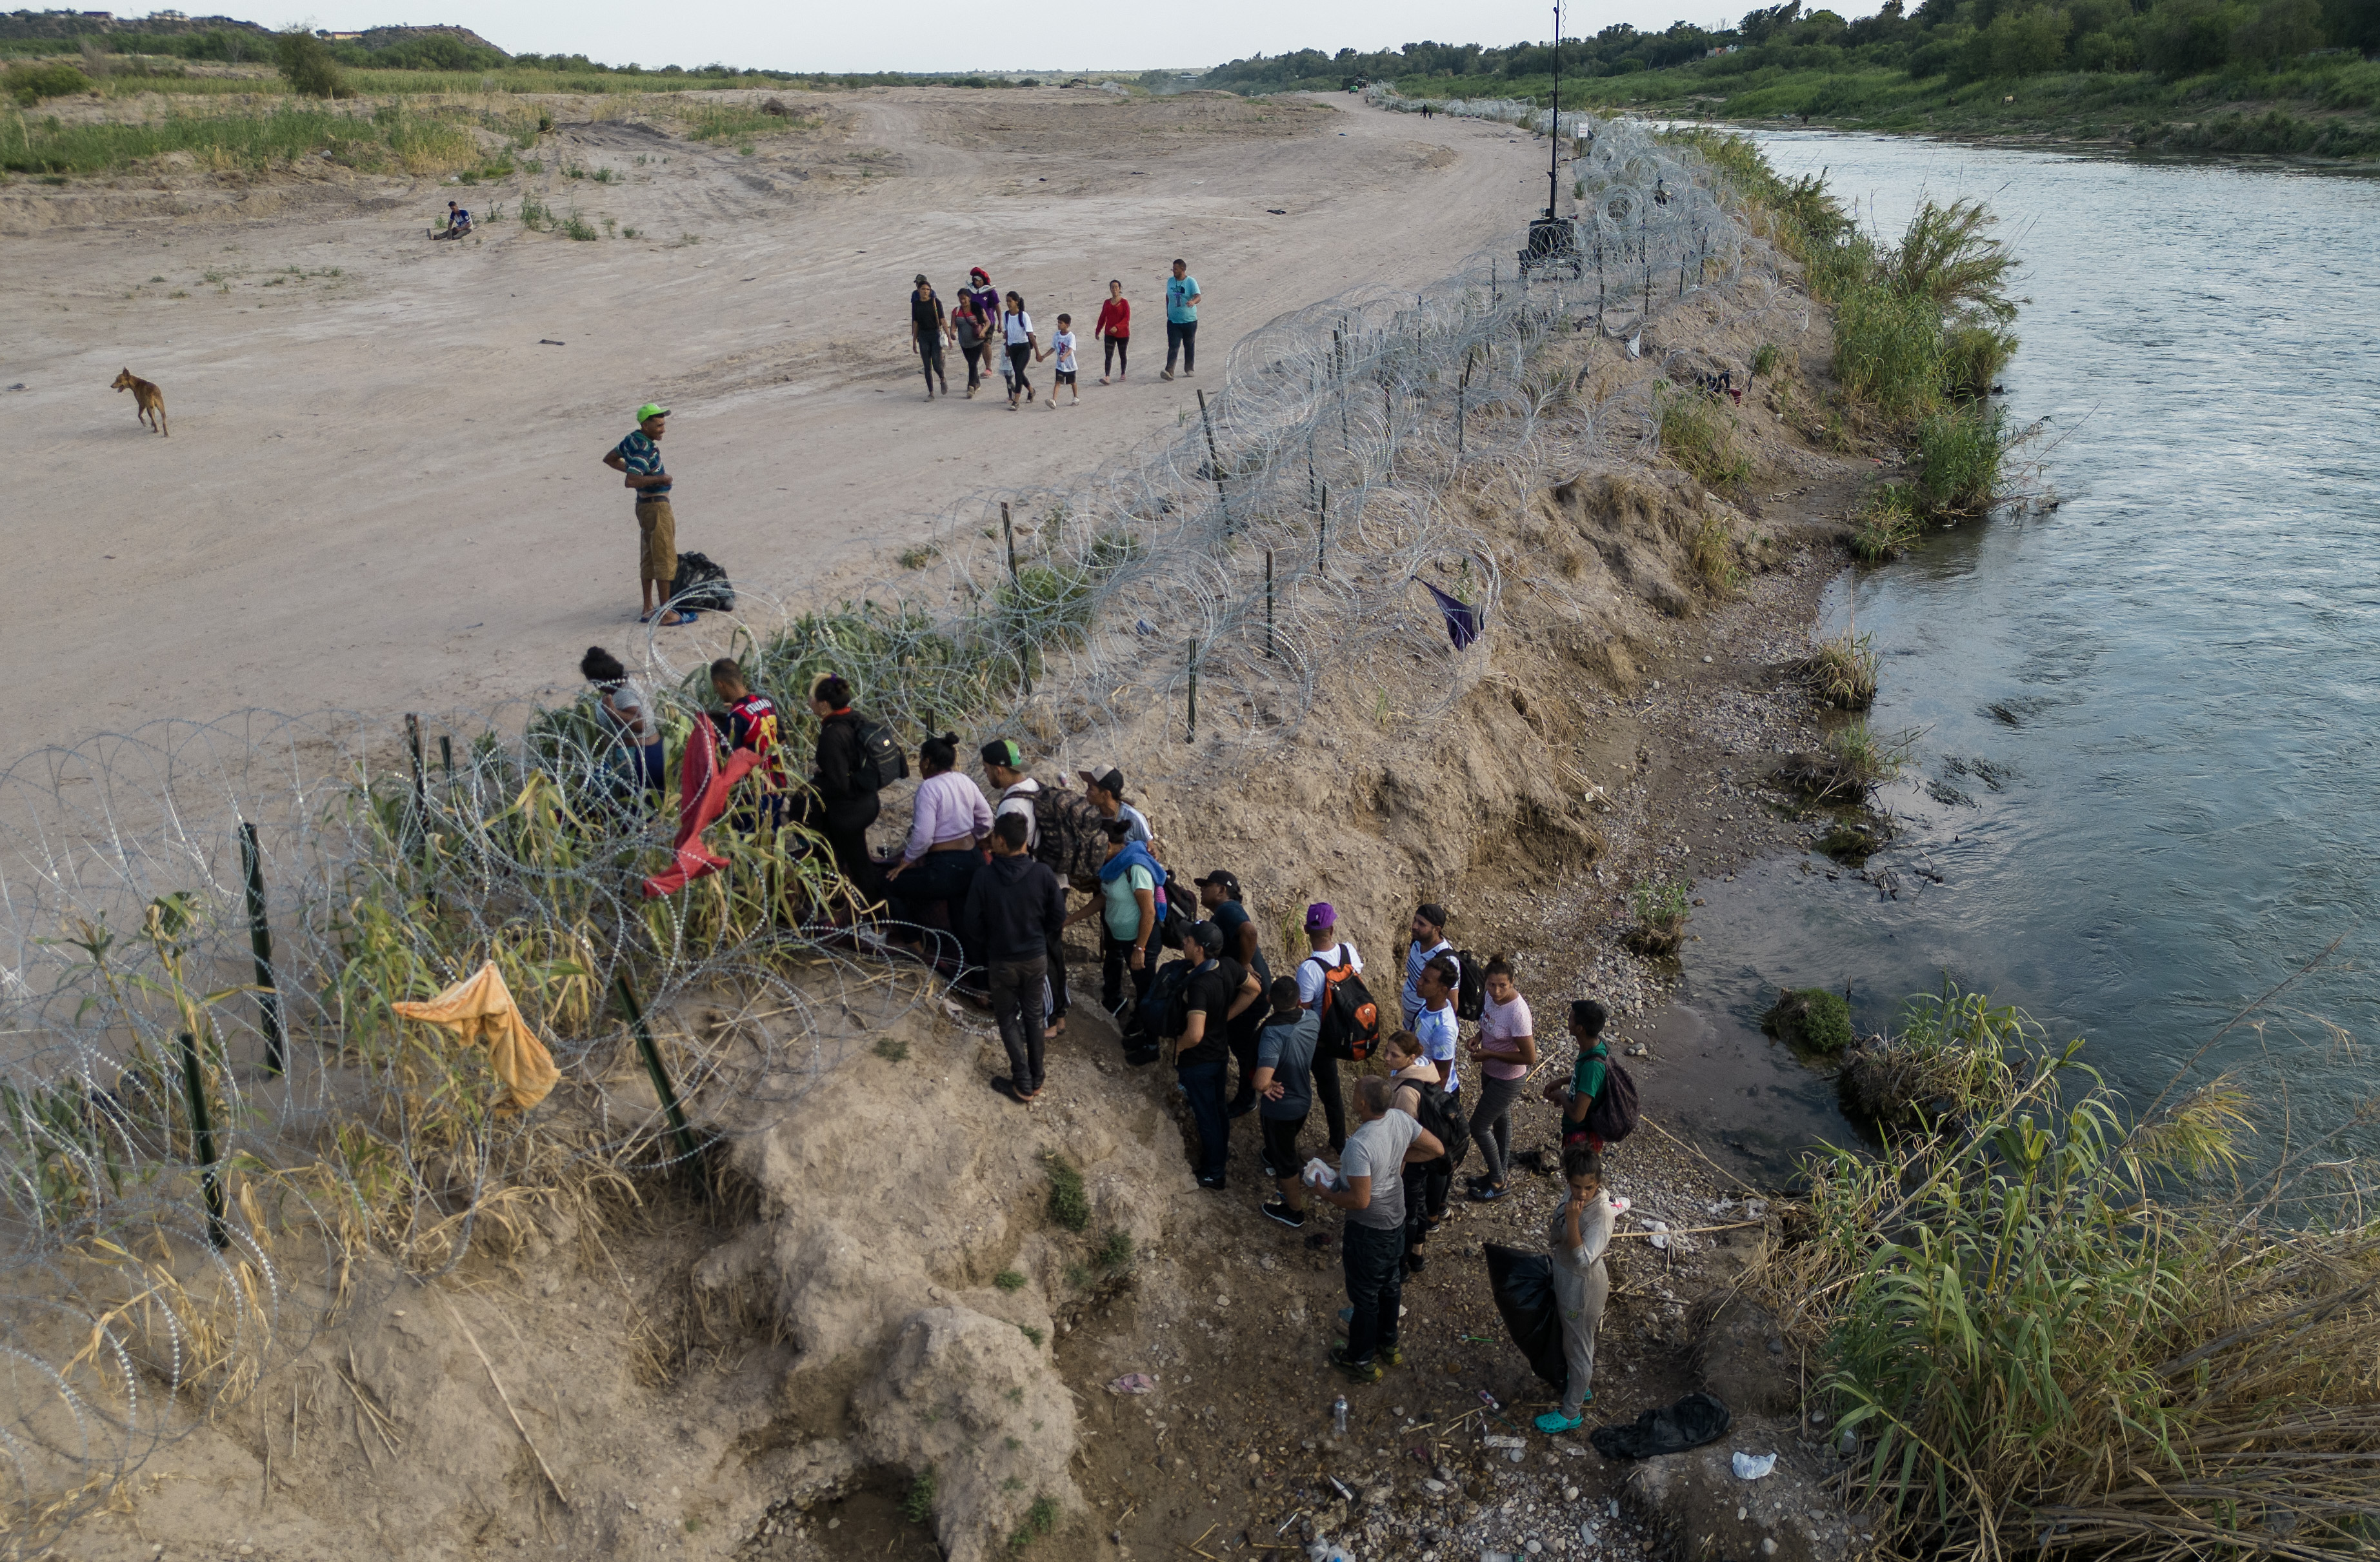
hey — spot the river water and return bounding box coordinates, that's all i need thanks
[1668,132,2380,1168]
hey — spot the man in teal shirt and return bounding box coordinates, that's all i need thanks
[1161,258,1201,380]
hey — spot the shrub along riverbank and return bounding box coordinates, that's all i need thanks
[1768,987,2380,1559]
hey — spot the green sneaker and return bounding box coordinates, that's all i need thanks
[1379,1345,1405,1367]
[1534,1408,1586,1434]
[1328,1348,1383,1383]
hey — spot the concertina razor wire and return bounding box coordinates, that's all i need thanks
[0,108,1789,1544]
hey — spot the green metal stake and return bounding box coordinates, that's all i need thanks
[612,970,702,1168]
[1197,388,1232,534]
[1001,501,1019,582]
[1318,485,1329,574]
[238,822,286,1077]
[1265,550,1275,659]
[440,733,454,781]
[405,713,428,829]
[179,1030,226,1249]
[1185,639,1199,745]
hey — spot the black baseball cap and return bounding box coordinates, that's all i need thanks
[1078,767,1125,797]
[1193,870,1241,897]
[1191,921,1225,954]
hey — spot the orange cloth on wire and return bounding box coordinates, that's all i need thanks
[642,713,760,899]
[390,961,563,1114]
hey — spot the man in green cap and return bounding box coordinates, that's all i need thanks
[603,403,695,626]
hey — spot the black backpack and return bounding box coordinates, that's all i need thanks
[1402,1072,1469,1167]
[1583,1048,1641,1145]
[1138,956,1198,1043]
[668,551,735,612]
[1454,949,1488,1023]
[1153,867,1193,951]
[852,716,908,792]
[1303,948,1383,1063]
[1032,785,1111,889]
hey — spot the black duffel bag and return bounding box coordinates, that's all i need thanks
[670,550,735,612]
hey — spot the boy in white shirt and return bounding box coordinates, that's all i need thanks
[1039,314,1081,407]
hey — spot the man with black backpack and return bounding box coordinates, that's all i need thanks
[801,674,895,903]
[1296,903,1375,1153]
[1195,870,1272,1117]
[1167,921,1261,1189]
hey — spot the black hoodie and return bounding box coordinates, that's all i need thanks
[961,850,1067,966]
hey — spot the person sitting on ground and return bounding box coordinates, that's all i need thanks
[1534,1143,1617,1436]
[1541,998,1612,1152]
[1195,870,1271,1117]
[884,733,994,939]
[437,200,472,238]
[1170,920,1261,1190]
[959,812,1066,1105]
[1295,902,1361,1152]
[797,674,881,905]
[1252,976,1319,1229]
[1401,903,1455,1030]
[1314,1074,1443,1382]
[1465,954,1537,1199]
[1383,1029,1455,1274]
[706,659,790,830]
[580,645,663,798]
[1066,820,1161,1060]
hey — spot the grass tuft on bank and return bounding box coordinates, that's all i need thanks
[0,101,482,175]
[1765,986,2380,1561]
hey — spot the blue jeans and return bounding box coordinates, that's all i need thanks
[1177,1059,1229,1181]
[1342,1221,1403,1363]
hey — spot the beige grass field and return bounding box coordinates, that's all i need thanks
[4,88,1556,754]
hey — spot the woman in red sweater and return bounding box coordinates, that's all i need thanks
[1095,280,1131,385]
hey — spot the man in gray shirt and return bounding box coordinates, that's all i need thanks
[1315,1074,1443,1381]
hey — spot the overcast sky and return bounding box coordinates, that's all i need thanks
[279,0,1881,74]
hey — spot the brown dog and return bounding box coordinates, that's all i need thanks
[111,368,168,436]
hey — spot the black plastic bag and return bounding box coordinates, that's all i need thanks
[1484,1243,1567,1393]
[1588,1392,1733,1460]
[670,551,735,612]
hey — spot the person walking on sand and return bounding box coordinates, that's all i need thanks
[910,274,950,399]
[1001,292,1037,408]
[1314,1074,1443,1382]
[1252,976,1319,1228]
[1464,954,1537,1200]
[603,403,695,628]
[1095,279,1131,383]
[1533,1143,1618,1435]
[960,812,1066,1104]
[951,293,992,398]
[1161,258,1201,380]
[1038,314,1081,407]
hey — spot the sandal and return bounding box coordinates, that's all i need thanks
[1467,1183,1510,1203]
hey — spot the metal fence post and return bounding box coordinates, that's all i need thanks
[238,823,286,1076]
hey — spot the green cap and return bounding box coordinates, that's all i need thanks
[635,403,670,423]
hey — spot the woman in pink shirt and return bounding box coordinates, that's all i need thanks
[1463,955,1536,1199]
[885,732,994,938]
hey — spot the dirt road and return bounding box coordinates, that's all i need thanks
[5,89,1557,756]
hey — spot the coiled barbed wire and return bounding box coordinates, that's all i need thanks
[1,108,1786,1547]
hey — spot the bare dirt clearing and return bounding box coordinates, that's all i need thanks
[4,89,1552,757]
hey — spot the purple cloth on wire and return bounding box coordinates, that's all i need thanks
[1423,581,1483,650]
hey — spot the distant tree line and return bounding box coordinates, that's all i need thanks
[1201,0,2376,92]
